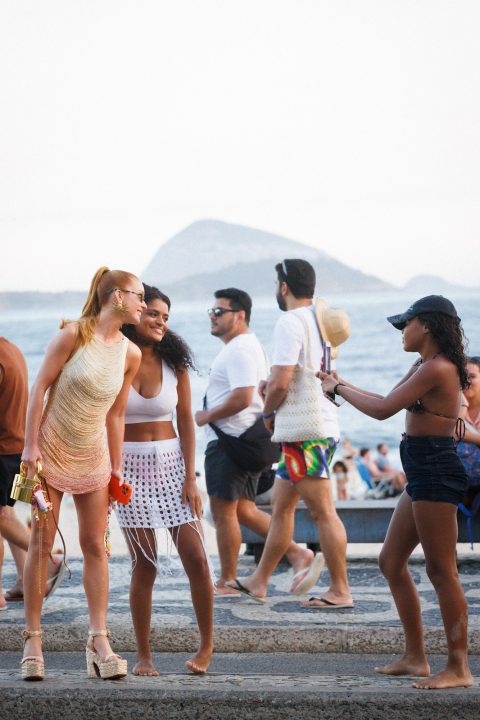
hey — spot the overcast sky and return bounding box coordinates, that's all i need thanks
[1,1,479,292]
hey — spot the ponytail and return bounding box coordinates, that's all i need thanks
[81,266,110,318]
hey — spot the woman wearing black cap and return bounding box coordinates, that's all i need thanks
[320,295,472,690]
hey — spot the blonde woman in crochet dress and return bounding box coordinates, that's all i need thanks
[20,268,143,681]
[118,285,214,675]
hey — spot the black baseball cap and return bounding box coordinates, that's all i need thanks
[387,295,459,330]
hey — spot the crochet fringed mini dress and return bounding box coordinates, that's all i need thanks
[38,335,129,494]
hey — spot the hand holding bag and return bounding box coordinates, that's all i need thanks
[109,474,133,504]
[11,461,43,504]
[271,310,326,443]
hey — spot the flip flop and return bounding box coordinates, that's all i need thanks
[214,589,242,599]
[301,596,354,610]
[4,587,24,602]
[290,553,325,595]
[44,560,66,600]
[225,579,266,604]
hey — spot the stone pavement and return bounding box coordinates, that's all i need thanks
[2,555,480,719]
[1,553,480,654]
[1,652,480,719]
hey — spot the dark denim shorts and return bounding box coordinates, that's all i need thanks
[0,454,21,507]
[400,435,468,505]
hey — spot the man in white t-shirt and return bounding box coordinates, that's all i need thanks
[195,288,323,596]
[226,260,353,609]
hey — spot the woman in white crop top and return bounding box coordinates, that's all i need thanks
[117,285,214,676]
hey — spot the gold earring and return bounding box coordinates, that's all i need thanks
[113,299,127,314]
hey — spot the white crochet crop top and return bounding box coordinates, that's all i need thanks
[125,360,178,424]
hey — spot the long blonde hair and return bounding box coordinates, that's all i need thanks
[61,267,139,345]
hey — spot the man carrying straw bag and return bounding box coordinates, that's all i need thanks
[227,259,353,609]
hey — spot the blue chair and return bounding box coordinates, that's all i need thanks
[355,457,374,490]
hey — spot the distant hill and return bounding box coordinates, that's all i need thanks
[403,275,469,294]
[1,225,472,310]
[143,219,392,298]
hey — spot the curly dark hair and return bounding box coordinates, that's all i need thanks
[122,285,196,372]
[417,312,469,389]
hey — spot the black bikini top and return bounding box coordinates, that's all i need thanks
[406,355,465,438]
[406,397,457,421]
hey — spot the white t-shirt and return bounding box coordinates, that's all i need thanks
[271,305,340,440]
[205,333,268,444]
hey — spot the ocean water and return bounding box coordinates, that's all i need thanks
[1,290,479,463]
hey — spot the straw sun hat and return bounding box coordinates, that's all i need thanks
[314,298,351,359]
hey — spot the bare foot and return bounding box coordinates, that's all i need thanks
[132,658,160,676]
[214,585,241,597]
[227,576,267,600]
[413,668,473,689]
[290,548,314,576]
[375,657,430,677]
[0,595,7,611]
[290,552,324,594]
[4,580,23,601]
[289,549,314,593]
[185,647,213,675]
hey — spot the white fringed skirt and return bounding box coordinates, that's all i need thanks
[115,439,214,580]
[116,439,195,529]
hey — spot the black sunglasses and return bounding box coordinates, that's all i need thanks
[207,308,236,318]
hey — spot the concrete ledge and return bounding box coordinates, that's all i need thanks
[2,623,479,654]
[242,500,477,545]
[1,671,480,720]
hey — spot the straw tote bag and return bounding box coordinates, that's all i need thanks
[271,310,326,443]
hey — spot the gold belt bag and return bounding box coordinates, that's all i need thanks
[10,462,43,504]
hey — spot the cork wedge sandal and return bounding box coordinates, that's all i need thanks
[21,629,44,681]
[86,629,128,680]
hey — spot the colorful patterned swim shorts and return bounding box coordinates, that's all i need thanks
[276,438,338,484]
